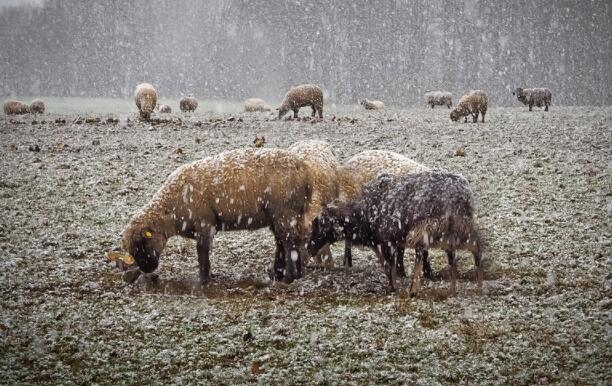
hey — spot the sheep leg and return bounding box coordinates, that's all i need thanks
[318,105,323,119]
[293,109,299,119]
[196,236,212,285]
[529,103,533,111]
[281,235,304,282]
[343,239,353,268]
[430,103,434,109]
[422,249,434,280]
[311,105,316,117]
[272,234,285,281]
[481,111,486,123]
[472,112,479,123]
[447,250,458,296]
[319,244,334,269]
[409,247,425,297]
[545,103,549,112]
[381,244,397,291]
[396,246,406,277]
[473,248,483,294]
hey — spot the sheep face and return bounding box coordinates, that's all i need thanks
[450,109,461,122]
[123,226,167,273]
[513,88,527,102]
[277,106,289,119]
[308,204,354,256]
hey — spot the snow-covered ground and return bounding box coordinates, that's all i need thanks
[0,104,610,384]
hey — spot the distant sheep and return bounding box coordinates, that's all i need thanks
[359,99,385,110]
[158,104,172,114]
[180,96,198,113]
[278,84,323,119]
[425,91,452,109]
[288,140,341,269]
[336,150,429,271]
[29,99,46,114]
[122,148,316,284]
[3,100,30,115]
[513,87,552,111]
[253,136,266,148]
[450,90,488,123]
[308,171,483,296]
[134,83,157,120]
[244,98,271,112]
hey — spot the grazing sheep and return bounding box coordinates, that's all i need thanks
[180,96,198,113]
[308,171,483,296]
[287,140,341,269]
[512,87,552,111]
[3,100,30,115]
[424,91,453,109]
[244,98,271,112]
[134,83,157,120]
[278,84,323,119]
[359,99,385,110]
[450,90,488,123]
[122,148,315,284]
[29,99,46,114]
[337,150,429,273]
[158,104,172,114]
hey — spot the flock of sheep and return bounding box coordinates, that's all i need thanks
[121,139,483,297]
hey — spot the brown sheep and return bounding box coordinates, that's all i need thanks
[244,98,271,112]
[278,84,323,119]
[287,140,341,269]
[180,96,198,113]
[134,83,157,120]
[450,90,488,123]
[359,99,385,110]
[29,99,46,114]
[336,150,429,271]
[512,87,552,111]
[424,91,453,109]
[3,100,30,115]
[121,148,315,284]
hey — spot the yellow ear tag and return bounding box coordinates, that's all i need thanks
[144,231,153,239]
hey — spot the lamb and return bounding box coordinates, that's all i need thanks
[278,84,323,119]
[3,100,30,115]
[244,98,271,112]
[158,104,172,114]
[512,87,552,111]
[337,150,430,273]
[180,96,198,113]
[29,99,46,114]
[308,171,483,297]
[359,99,385,110]
[134,83,157,120]
[287,140,341,269]
[424,91,453,109]
[121,148,315,285]
[450,90,488,123]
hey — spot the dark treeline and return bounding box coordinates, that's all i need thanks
[1,0,610,105]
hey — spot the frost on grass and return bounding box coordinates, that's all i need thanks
[0,106,610,384]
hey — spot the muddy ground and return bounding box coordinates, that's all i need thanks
[0,105,610,385]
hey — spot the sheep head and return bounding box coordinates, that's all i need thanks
[308,202,354,256]
[450,108,461,122]
[122,221,168,273]
[277,105,289,119]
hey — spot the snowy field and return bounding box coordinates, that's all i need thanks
[0,103,610,384]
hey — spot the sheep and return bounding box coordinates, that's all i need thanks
[134,83,157,120]
[253,136,266,148]
[180,96,198,113]
[424,91,453,109]
[287,140,341,269]
[278,84,323,119]
[158,104,172,114]
[121,148,315,285]
[336,150,430,274]
[450,90,488,123]
[3,100,30,115]
[512,87,552,111]
[244,98,271,112]
[308,171,483,296]
[29,99,46,114]
[359,99,385,110]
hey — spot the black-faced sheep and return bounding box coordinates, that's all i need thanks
[309,171,483,296]
[180,96,198,113]
[337,150,430,273]
[512,87,552,111]
[278,84,323,119]
[424,91,452,109]
[244,98,271,112]
[122,148,315,285]
[29,99,45,114]
[158,104,172,114]
[3,100,30,115]
[450,90,488,123]
[287,140,341,269]
[359,99,385,110]
[134,83,157,120]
